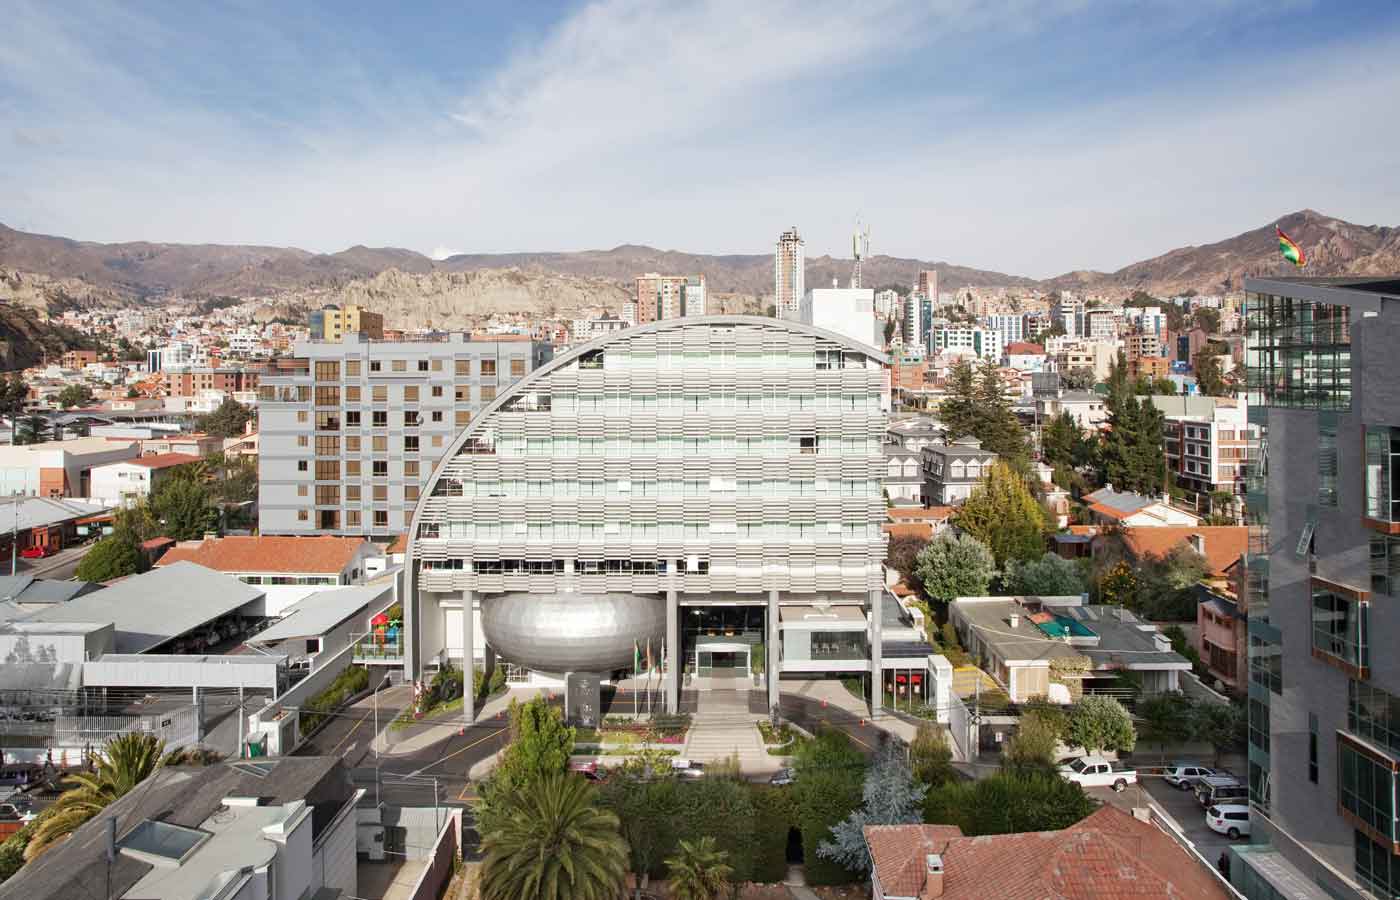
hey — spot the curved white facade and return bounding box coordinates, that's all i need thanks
[405,316,892,706]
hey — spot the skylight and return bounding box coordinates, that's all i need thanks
[118,819,209,867]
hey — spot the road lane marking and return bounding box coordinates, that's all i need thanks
[408,727,507,777]
[329,711,371,755]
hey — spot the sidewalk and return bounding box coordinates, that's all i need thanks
[374,686,545,757]
[784,678,922,744]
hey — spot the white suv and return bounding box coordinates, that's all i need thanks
[1206,804,1251,839]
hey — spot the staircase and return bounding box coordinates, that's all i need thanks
[681,690,769,767]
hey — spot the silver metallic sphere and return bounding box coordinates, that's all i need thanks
[480,592,666,673]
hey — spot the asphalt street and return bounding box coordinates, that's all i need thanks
[1089,769,1237,865]
[3,541,94,581]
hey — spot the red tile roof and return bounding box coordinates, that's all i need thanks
[1005,342,1046,355]
[884,523,935,540]
[155,535,373,574]
[889,507,954,522]
[387,533,408,554]
[127,453,201,470]
[867,806,1231,900]
[1118,525,1248,576]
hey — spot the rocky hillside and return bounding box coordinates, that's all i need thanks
[0,268,133,313]
[1045,210,1400,296]
[0,302,97,370]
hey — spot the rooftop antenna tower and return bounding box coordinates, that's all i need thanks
[851,218,871,289]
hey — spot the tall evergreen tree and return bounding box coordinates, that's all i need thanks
[972,361,1027,461]
[954,462,1046,568]
[818,740,928,873]
[1099,353,1167,495]
[938,360,978,441]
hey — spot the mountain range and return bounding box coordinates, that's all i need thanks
[2,210,1398,324]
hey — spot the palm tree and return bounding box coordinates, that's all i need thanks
[665,836,734,900]
[24,733,166,860]
[480,773,629,900]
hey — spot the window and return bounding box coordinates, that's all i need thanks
[1339,738,1397,842]
[374,510,388,528]
[404,460,419,478]
[297,435,309,448]
[373,484,387,502]
[346,436,361,452]
[810,632,868,661]
[431,410,443,422]
[1366,425,1400,525]
[1308,712,1320,784]
[370,360,381,372]
[318,510,338,529]
[316,409,342,431]
[298,508,309,521]
[315,485,339,505]
[372,410,388,428]
[315,459,339,480]
[296,410,309,424]
[481,359,497,377]
[345,411,361,427]
[1313,584,1369,673]
[314,435,338,456]
[405,485,419,501]
[346,359,361,376]
[314,361,339,381]
[404,385,419,402]
[347,510,361,527]
[1248,697,1270,755]
[346,485,361,502]
[404,436,419,453]
[345,385,361,403]
[1356,829,1400,899]
[1244,292,1351,409]
[432,385,444,398]
[372,385,388,403]
[1373,536,1400,597]
[297,460,308,472]
[372,435,387,452]
[481,385,496,402]
[392,359,407,372]
[455,359,471,375]
[456,410,471,427]
[417,360,429,372]
[1319,414,1338,507]
[372,460,388,477]
[1351,680,1400,756]
[579,350,603,370]
[510,358,525,377]
[314,385,339,406]
[346,460,361,477]
[297,484,308,497]
[432,435,443,447]
[455,386,469,402]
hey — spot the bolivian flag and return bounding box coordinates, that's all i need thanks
[1277,225,1305,267]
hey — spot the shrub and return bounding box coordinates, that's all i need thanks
[792,729,868,885]
[299,665,369,734]
[924,770,1097,835]
[1066,696,1136,754]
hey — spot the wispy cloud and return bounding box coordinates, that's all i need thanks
[1,0,1397,278]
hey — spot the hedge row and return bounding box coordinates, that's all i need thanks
[300,665,369,734]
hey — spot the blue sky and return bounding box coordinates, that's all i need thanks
[3,0,1399,279]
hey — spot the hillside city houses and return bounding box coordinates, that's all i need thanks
[4,227,1394,900]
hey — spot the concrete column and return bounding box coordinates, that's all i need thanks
[665,588,679,714]
[869,588,883,715]
[767,589,780,715]
[403,563,419,681]
[462,589,475,727]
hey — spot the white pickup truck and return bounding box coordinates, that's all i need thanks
[1058,755,1137,792]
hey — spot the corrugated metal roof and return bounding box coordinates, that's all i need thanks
[253,583,393,642]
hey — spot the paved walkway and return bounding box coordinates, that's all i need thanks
[783,678,921,744]
[681,689,778,775]
[375,687,544,758]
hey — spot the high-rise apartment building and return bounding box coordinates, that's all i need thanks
[309,304,385,341]
[1051,295,1085,338]
[931,325,1003,362]
[987,313,1025,345]
[634,274,707,324]
[404,316,926,724]
[917,269,939,302]
[901,294,924,347]
[775,227,805,318]
[258,333,552,537]
[1235,276,1400,899]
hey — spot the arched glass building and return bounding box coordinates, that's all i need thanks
[405,315,910,720]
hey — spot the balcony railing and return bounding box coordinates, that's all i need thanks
[352,632,403,663]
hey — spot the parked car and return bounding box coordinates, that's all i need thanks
[568,760,607,783]
[1206,804,1251,839]
[1058,756,1137,792]
[1163,764,1218,790]
[1194,775,1244,807]
[671,759,705,780]
[769,767,796,786]
[19,546,51,560]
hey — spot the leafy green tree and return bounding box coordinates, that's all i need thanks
[819,740,928,872]
[73,532,144,582]
[1002,710,1062,772]
[1194,353,1227,397]
[953,462,1046,568]
[1003,552,1087,597]
[909,723,956,787]
[1192,702,1246,767]
[666,836,734,900]
[480,773,629,900]
[25,733,165,860]
[924,770,1095,835]
[792,729,868,885]
[1150,376,1177,395]
[1192,307,1221,333]
[1040,411,1084,473]
[1094,559,1139,607]
[1099,352,1167,495]
[196,398,254,438]
[885,535,929,597]
[15,414,50,445]
[56,384,95,408]
[151,477,218,540]
[0,376,29,446]
[477,695,577,835]
[914,533,995,606]
[1137,692,1195,763]
[1137,545,1209,620]
[1066,696,1135,755]
[1059,367,1096,391]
